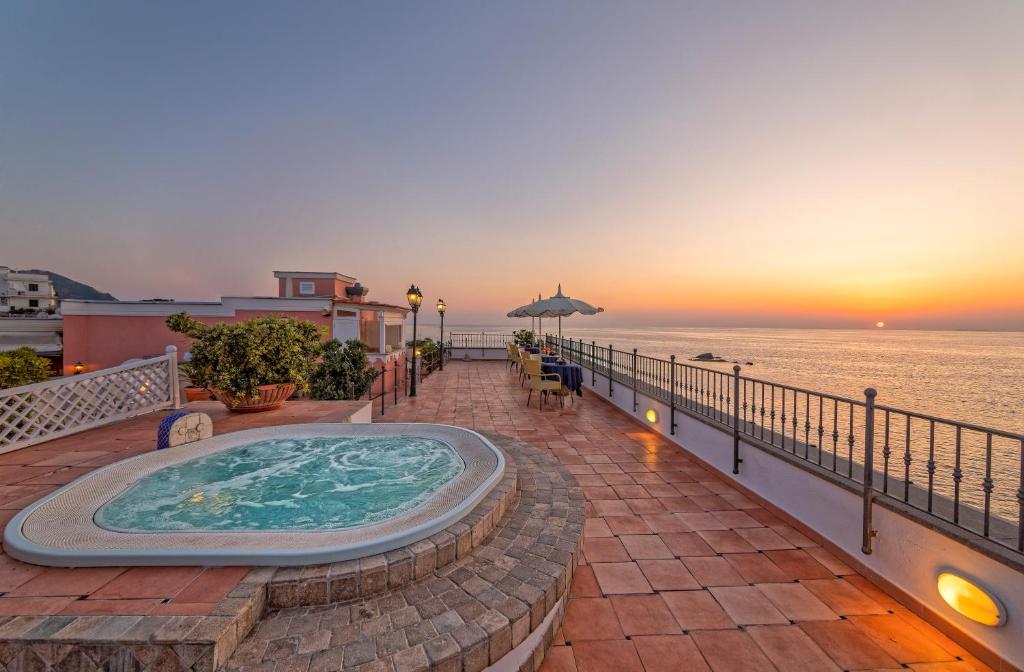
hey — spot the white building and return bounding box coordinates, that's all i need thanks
[0,267,58,313]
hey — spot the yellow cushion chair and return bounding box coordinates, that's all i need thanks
[522,357,563,409]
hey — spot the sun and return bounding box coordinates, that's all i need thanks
[876,321,885,328]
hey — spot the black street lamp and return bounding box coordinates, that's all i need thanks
[437,298,446,371]
[406,284,423,396]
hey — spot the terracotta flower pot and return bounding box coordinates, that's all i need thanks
[213,383,296,413]
[184,387,214,402]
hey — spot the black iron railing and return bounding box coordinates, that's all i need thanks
[448,333,516,351]
[366,357,408,417]
[546,335,1024,560]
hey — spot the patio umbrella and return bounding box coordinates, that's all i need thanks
[506,294,545,343]
[512,285,603,351]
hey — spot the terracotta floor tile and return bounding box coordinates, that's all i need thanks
[733,527,794,551]
[585,518,613,538]
[690,629,776,672]
[696,530,757,554]
[92,566,203,599]
[7,567,126,597]
[0,596,77,615]
[721,553,787,584]
[632,635,711,672]
[908,663,986,672]
[612,485,650,500]
[849,614,959,664]
[746,624,840,670]
[707,586,788,625]
[801,578,888,615]
[804,547,855,575]
[660,590,735,630]
[604,516,652,535]
[591,563,653,595]
[173,567,250,604]
[584,538,631,563]
[571,640,644,672]
[800,620,900,670]
[539,645,578,672]
[625,498,665,515]
[656,496,704,513]
[770,524,816,547]
[659,532,716,557]
[681,557,747,587]
[609,595,680,636]
[754,582,838,621]
[709,510,762,529]
[0,554,46,591]
[570,566,604,598]
[584,486,620,501]
[639,513,691,534]
[619,535,674,560]
[592,500,634,517]
[842,575,905,611]
[59,598,162,616]
[762,550,833,579]
[636,559,700,591]
[675,513,728,531]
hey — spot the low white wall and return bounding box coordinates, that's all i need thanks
[448,347,508,361]
[581,370,1023,669]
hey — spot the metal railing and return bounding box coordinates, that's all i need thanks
[0,346,182,453]
[547,335,1024,559]
[367,357,407,417]
[448,332,516,352]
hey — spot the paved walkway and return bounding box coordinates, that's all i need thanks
[378,361,991,672]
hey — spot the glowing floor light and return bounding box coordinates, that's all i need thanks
[645,409,658,423]
[936,572,1005,626]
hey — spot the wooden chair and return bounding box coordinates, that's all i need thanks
[522,357,563,409]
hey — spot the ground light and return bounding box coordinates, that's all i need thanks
[645,408,659,423]
[936,572,1005,626]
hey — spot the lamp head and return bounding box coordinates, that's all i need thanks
[406,285,423,312]
[437,298,446,315]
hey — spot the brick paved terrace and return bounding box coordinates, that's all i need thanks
[377,360,995,672]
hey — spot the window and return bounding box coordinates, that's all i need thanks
[298,281,315,295]
[28,299,39,307]
[28,283,39,292]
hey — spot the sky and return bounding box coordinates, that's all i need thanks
[1,1,1022,330]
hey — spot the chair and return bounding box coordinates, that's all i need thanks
[522,357,563,409]
[506,343,518,371]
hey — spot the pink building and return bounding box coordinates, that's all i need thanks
[62,271,410,385]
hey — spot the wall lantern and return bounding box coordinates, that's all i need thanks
[72,362,85,375]
[645,408,658,423]
[936,572,1005,627]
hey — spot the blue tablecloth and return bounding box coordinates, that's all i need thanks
[523,347,541,354]
[543,362,584,396]
[541,354,559,363]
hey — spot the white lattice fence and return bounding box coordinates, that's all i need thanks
[0,346,182,454]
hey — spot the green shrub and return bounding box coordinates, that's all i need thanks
[310,340,379,400]
[406,337,438,357]
[513,329,535,347]
[166,313,324,399]
[0,347,52,389]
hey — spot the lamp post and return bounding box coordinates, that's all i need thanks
[437,298,446,371]
[406,284,423,397]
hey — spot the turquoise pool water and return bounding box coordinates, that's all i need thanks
[95,436,464,532]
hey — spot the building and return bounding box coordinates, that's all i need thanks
[0,267,58,313]
[61,271,409,378]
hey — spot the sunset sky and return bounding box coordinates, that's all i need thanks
[2,2,1022,329]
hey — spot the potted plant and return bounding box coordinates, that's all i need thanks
[513,329,535,348]
[309,339,379,400]
[167,313,323,412]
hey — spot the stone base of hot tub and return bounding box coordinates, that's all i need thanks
[223,433,584,672]
[0,434,583,672]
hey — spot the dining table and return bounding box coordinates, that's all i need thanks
[542,360,584,396]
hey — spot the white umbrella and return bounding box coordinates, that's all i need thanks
[506,294,545,343]
[510,285,603,351]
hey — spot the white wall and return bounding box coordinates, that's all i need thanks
[580,369,1024,669]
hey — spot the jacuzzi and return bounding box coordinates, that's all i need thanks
[4,424,505,567]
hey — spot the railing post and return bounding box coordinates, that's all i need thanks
[481,331,485,359]
[732,365,742,474]
[393,358,399,406]
[165,345,182,409]
[591,341,596,386]
[380,361,386,416]
[669,355,677,435]
[608,344,613,397]
[632,348,638,412]
[862,387,878,554]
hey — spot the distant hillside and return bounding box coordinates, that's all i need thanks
[19,270,117,301]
